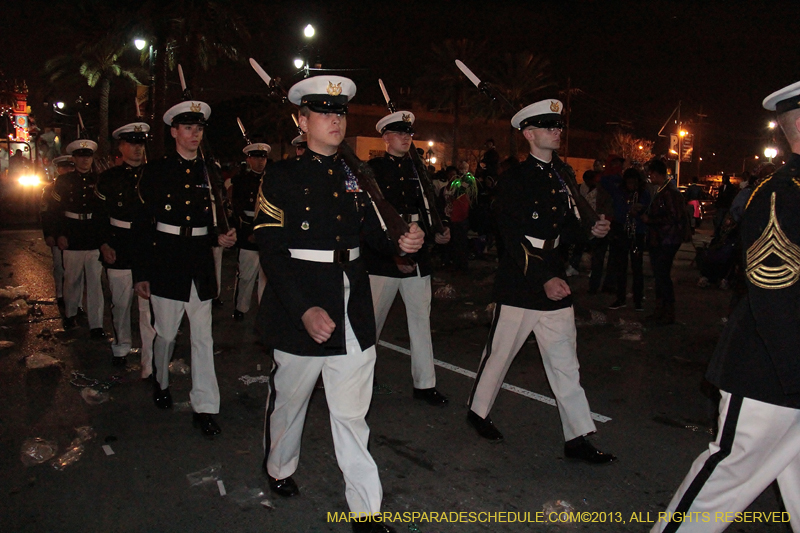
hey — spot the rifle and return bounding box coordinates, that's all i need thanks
[236,117,251,145]
[377,79,445,235]
[177,64,230,233]
[248,58,410,254]
[454,59,600,229]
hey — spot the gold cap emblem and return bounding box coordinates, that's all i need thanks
[550,101,561,113]
[190,102,202,113]
[133,125,143,132]
[80,141,89,148]
[327,82,342,96]
[402,113,411,123]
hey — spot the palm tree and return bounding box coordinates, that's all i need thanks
[415,39,488,166]
[489,51,554,157]
[46,38,141,157]
[134,0,256,156]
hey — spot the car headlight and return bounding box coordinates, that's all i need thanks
[18,175,42,187]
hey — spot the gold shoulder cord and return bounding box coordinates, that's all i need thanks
[253,187,284,229]
[746,191,800,289]
[94,177,106,201]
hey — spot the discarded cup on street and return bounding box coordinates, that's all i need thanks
[20,437,58,466]
[52,441,85,471]
[186,463,222,487]
[169,359,191,375]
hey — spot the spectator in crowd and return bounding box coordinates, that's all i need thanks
[714,173,739,233]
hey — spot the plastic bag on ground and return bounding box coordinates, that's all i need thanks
[229,486,267,509]
[80,387,110,405]
[187,463,222,487]
[169,358,191,375]
[25,353,62,369]
[20,438,58,466]
[74,426,96,444]
[433,284,456,299]
[0,286,30,301]
[542,500,577,524]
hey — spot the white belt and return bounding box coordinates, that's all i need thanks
[289,247,360,263]
[110,217,131,229]
[243,210,255,217]
[156,222,209,237]
[525,235,560,250]
[64,211,92,220]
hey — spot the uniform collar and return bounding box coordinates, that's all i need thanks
[306,148,340,165]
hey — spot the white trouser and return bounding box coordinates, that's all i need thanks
[235,248,266,314]
[370,274,436,389]
[50,246,64,298]
[213,246,223,298]
[651,391,800,533]
[150,282,219,414]
[62,249,104,329]
[264,273,383,514]
[468,304,596,441]
[106,269,156,368]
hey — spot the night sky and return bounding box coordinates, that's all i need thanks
[3,0,799,172]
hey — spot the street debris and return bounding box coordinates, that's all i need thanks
[24,353,62,369]
[0,285,29,301]
[542,499,577,524]
[239,374,270,386]
[0,340,15,351]
[186,463,222,487]
[433,284,456,299]
[229,486,269,509]
[169,359,190,375]
[80,387,110,405]
[20,438,58,466]
[575,310,608,327]
[52,427,96,471]
[617,318,643,341]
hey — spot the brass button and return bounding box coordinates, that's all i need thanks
[552,206,557,211]
[167,194,171,198]
[185,184,190,189]
[186,216,191,221]
[333,192,338,198]
[328,169,333,175]
[305,206,310,211]
[399,177,404,181]
[186,200,191,205]
[304,188,310,195]
[117,202,122,207]
[186,169,191,174]
[553,223,557,228]
[335,236,341,242]
[551,189,556,194]
[336,215,342,221]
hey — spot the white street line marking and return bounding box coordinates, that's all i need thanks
[377,340,611,423]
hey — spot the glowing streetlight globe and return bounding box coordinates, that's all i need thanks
[768,121,777,129]
[134,38,147,51]
[56,102,65,109]
[294,58,305,69]
[304,24,315,38]
[764,147,778,159]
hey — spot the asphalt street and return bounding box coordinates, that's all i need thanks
[0,228,792,532]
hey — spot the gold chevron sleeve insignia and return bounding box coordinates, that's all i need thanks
[746,191,800,289]
[94,187,106,201]
[254,188,284,229]
[51,190,61,202]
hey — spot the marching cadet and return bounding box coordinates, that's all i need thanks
[52,138,107,337]
[41,155,74,308]
[132,100,236,436]
[466,99,617,464]
[96,122,156,375]
[651,81,800,533]
[231,141,270,320]
[291,133,307,157]
[364,110,450,406]
[254,76,424,533]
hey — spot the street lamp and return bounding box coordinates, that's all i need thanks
[304,24,315,38]
[768,121,777,129]
[134,38,147,51]
[764,147,777,162]
[294,58,305,69]
[132,37,155,121]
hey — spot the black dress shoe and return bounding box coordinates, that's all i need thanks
[77,307,87,317]
[268,475,300,497]
[56,297,65,308]
[233,310,244,321]
[212,298,224,308]
[192,413,221,436]
[564,436,617,464]
[352,519,397,533]
[467,410,504,442]
[153,384,172,409]
[90,328,107,339]
[111,355,127,367]
[63,316,77,329]
[413,387,449,406]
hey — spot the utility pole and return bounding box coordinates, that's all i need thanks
[676,101,682,187]
[564,77,571,161]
